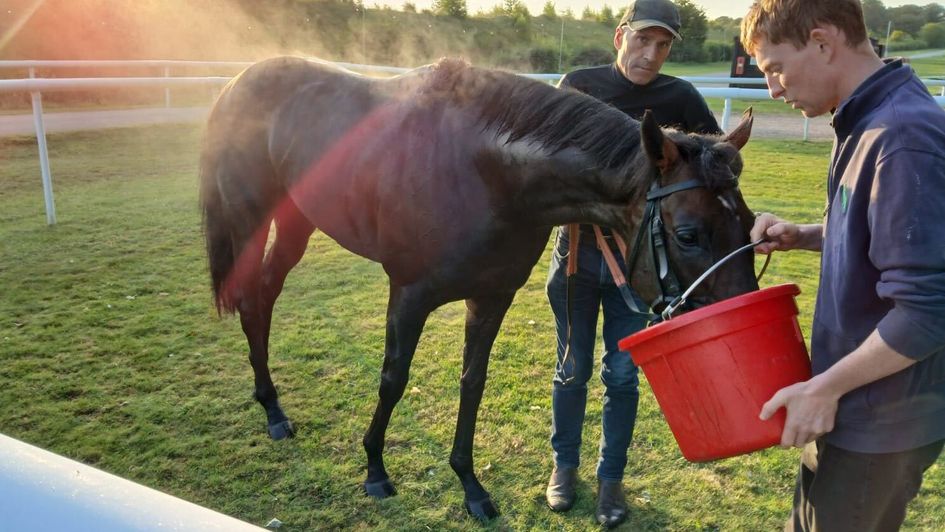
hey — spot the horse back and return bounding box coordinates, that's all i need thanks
[265,62,527,286]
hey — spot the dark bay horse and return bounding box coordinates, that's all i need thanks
[200,56,758,519]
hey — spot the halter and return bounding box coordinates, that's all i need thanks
[622,178,706,321]
[559,172,768,383]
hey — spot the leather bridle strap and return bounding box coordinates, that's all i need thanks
[558,177,709,381]
[593,226,656,321]
[639,179,705,313]
[561,223,581,383]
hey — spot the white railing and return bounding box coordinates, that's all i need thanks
[2,59,944,225]
[0,433,264,531]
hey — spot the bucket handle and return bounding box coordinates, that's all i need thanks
[661,239,768,321]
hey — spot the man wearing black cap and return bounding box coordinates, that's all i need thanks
[544,0,721,527]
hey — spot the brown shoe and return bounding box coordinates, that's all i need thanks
[545,466,578,512]
[596,479,628,528]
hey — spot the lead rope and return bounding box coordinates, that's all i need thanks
[756,251,772,281]
[560,224,581,385]
[660,238,773,321]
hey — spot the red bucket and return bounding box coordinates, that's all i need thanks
[618,283,811,461]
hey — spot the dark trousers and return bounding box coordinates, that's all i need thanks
[786,438,945,532]
[546,227,648,480]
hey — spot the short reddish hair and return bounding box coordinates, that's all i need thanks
[740,0,869,55]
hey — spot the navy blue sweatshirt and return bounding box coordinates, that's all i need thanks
[815,60,945,453]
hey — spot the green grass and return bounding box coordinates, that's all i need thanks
[1,125,943,530]
[908,53,945,79]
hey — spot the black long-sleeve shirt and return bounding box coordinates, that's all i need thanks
[557,63,722,135]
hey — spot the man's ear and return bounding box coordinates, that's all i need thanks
[614,27,624,51]
[810,26,840,60]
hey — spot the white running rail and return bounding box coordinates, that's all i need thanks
[0,432,264,531]
[2,59,943,225]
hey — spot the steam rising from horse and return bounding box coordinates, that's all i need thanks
[200,56,757,519]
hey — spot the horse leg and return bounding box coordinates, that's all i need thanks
[363,284,431,499]
[241,201,314,440]
[450,293,515,521]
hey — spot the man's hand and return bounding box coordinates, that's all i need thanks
[750,213,822,254]
[759,376,840,448]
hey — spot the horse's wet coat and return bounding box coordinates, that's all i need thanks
[200,56,758,519]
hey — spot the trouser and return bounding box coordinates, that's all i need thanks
[546,227,648,481]
[786,438,945,532]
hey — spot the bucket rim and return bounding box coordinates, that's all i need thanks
[619,283,801,352]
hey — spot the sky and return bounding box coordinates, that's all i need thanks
[408,0,943,20]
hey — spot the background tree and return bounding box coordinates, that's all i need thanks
[581,6,596,20]
[529,46,558,71]
[919,21,945,47]
[861,0,888,35]
[888,4,925,35]
[923,3,945,24]
[708,15,739,38]
[669,0,708,62]
[597,5,615,26]
[402,1,416,12]
[570,46,614,67]
[499,0,531,39]
[433,0,467,19]
[542,1,557,19]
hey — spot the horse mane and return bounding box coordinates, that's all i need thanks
[410,59,640,169]
[411,59,738,194]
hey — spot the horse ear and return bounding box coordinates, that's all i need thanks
[722,107,753,151]
[641,110,679,174]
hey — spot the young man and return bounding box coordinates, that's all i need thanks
[742,1,945,529]
[544,0,721,527]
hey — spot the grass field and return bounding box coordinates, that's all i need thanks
[1,124,943,530]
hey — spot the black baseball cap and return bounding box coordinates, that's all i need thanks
[619,0,683,40]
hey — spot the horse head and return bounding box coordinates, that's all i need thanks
[627,109,758,315]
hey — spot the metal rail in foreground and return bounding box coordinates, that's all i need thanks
[0,433,264,531]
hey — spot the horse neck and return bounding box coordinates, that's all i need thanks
[511,147,652,235]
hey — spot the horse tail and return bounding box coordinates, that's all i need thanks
[199,71,283,315]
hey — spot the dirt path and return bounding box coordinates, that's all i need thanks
[0,107,210,137]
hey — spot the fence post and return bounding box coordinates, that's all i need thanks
[164,66,171,108]
[721,98,732,131]
[803,116,810,142]
[28,67,56,225]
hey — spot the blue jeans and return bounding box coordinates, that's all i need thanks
[546,227,648,481]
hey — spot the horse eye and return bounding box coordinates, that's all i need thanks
[675,229,699,247]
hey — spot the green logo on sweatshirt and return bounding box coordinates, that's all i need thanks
[840,185,849,214]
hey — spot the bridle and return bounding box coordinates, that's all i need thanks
[618,176,768,321]
[559,173,768,382]
[623,178,707,321]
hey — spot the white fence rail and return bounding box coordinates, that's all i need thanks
[0,432,264,531]
[2,59,944,225]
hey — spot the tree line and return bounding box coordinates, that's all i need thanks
[2,0,942,73]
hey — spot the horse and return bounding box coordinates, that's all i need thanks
[199,56,758,520]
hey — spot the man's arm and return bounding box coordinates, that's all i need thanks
[759,330,917,448]
[750,213,823,254]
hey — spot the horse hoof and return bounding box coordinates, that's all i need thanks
[363,479,397,499]
[464,497,500,521]
[267,420,295,440]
